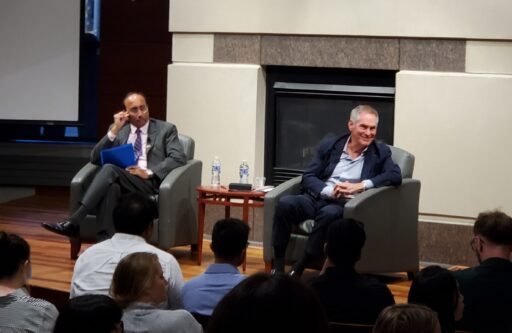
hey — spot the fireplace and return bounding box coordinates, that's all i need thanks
[264,66,397,185]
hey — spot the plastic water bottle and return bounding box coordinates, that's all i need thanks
[239,160,249,184]
[211,156,221,186]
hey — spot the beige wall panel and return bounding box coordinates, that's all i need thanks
[167,63,265,185]
[172,34,214,63]
[395,71,512,218]
[466,41,512,75]
[170,0,512,40]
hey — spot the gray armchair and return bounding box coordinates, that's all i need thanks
[69,134,202,259]
[263,146,420,278]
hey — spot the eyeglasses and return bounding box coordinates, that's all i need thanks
[128,105,148,114]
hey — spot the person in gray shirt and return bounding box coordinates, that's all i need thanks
[111,252,202,333]
[0,232,58,333]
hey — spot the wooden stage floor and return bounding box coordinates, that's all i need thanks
[0,187,412,303]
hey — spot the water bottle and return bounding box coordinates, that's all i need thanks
[211,156,221,186]
[239,160,249,184]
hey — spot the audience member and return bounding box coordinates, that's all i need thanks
[53,294,123,333]
[309,218,395,324]
[373,303,441,333]
[453,209,512,332]
[70,192,184,309]
[0,232,58,333]
[182,218,249,319]
[111,252,202,333]
[408,265,464,333]
[208,272,329,333]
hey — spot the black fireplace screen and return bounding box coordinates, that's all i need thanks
[265,67,396,185]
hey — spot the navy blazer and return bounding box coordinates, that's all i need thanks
[301,134,402,199]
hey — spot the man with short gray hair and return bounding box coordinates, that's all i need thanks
[272,105,402,276]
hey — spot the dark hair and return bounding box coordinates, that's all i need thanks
[408,266,459,333]
[208,272,329,333]
[54,295,123,333]
[373,303,439,333]
[0,232,30,279]
[210,218,250,260]
[474,210,512,245]
[326,218,366,267]
[113,192,157,235]
[123,91,147,110]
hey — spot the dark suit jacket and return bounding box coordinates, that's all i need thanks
[310,266,395,324]
[453,257,512,333]
[301,134,402,199]
[90,118,187,181]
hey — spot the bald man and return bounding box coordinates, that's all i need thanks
[42,92,186,240]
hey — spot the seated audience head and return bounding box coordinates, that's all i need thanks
[471,210,512,262]
[373,303,441,333]
[110,252,166,309]
[112,192,157,237]
[54,294,123,333]
[210,218,250,266]
[325,218,366,267]
[408,265,464,333]
[208,272,329,333]
[0,231,31,287]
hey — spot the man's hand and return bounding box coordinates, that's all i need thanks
[126,166,151,179]
[333,181,365,199]
[111,111,130,135]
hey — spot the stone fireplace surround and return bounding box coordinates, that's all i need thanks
[194,33,478,267]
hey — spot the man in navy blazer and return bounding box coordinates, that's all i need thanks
[272,105,402,276]
[42,92,187,240]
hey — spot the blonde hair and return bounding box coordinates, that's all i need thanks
[110,252,161,308]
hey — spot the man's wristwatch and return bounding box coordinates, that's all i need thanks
[146,169,154,178]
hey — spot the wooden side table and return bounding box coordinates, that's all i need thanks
[196,185,266,271]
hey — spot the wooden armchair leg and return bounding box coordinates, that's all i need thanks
[70,237,82,260]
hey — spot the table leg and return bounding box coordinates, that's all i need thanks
[225,198,230,218]
[197,195,205,266]
[241,197,250,272]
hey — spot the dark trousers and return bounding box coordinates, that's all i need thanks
[80,164,159,236]
[272,193,346,259]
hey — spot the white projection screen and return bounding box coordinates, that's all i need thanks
[0,0,81,122]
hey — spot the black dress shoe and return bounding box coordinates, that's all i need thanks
[42,220,80,238]
[288,270,302,278]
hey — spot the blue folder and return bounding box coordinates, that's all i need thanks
[100,144,136,168]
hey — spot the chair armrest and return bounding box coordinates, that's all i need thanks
[157,159,202,248]
[69,163,100,214]
[263,176,302,262]
[344,179,421,273]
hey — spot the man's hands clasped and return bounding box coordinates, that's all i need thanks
[332,181,365,199]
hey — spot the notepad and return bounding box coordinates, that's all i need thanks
[100,144,136,168]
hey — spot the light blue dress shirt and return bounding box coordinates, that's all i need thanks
[181,263,246,316]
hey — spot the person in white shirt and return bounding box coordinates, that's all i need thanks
[70,192,184,309]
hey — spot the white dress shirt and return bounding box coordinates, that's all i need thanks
[70,233,184,309]
[107,122,150,170]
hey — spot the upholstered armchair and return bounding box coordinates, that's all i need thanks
[69,134,202,259]
[263,146,420,278]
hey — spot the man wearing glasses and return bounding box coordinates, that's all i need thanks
[453,210,512,333]
[42,92,186,240]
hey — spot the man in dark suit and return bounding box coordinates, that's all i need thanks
[310,218,395,324]
[42,92,187,239]
[272,105,402,276]
[453,210,512,333]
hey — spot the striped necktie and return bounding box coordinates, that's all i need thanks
[134,128,142,161]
